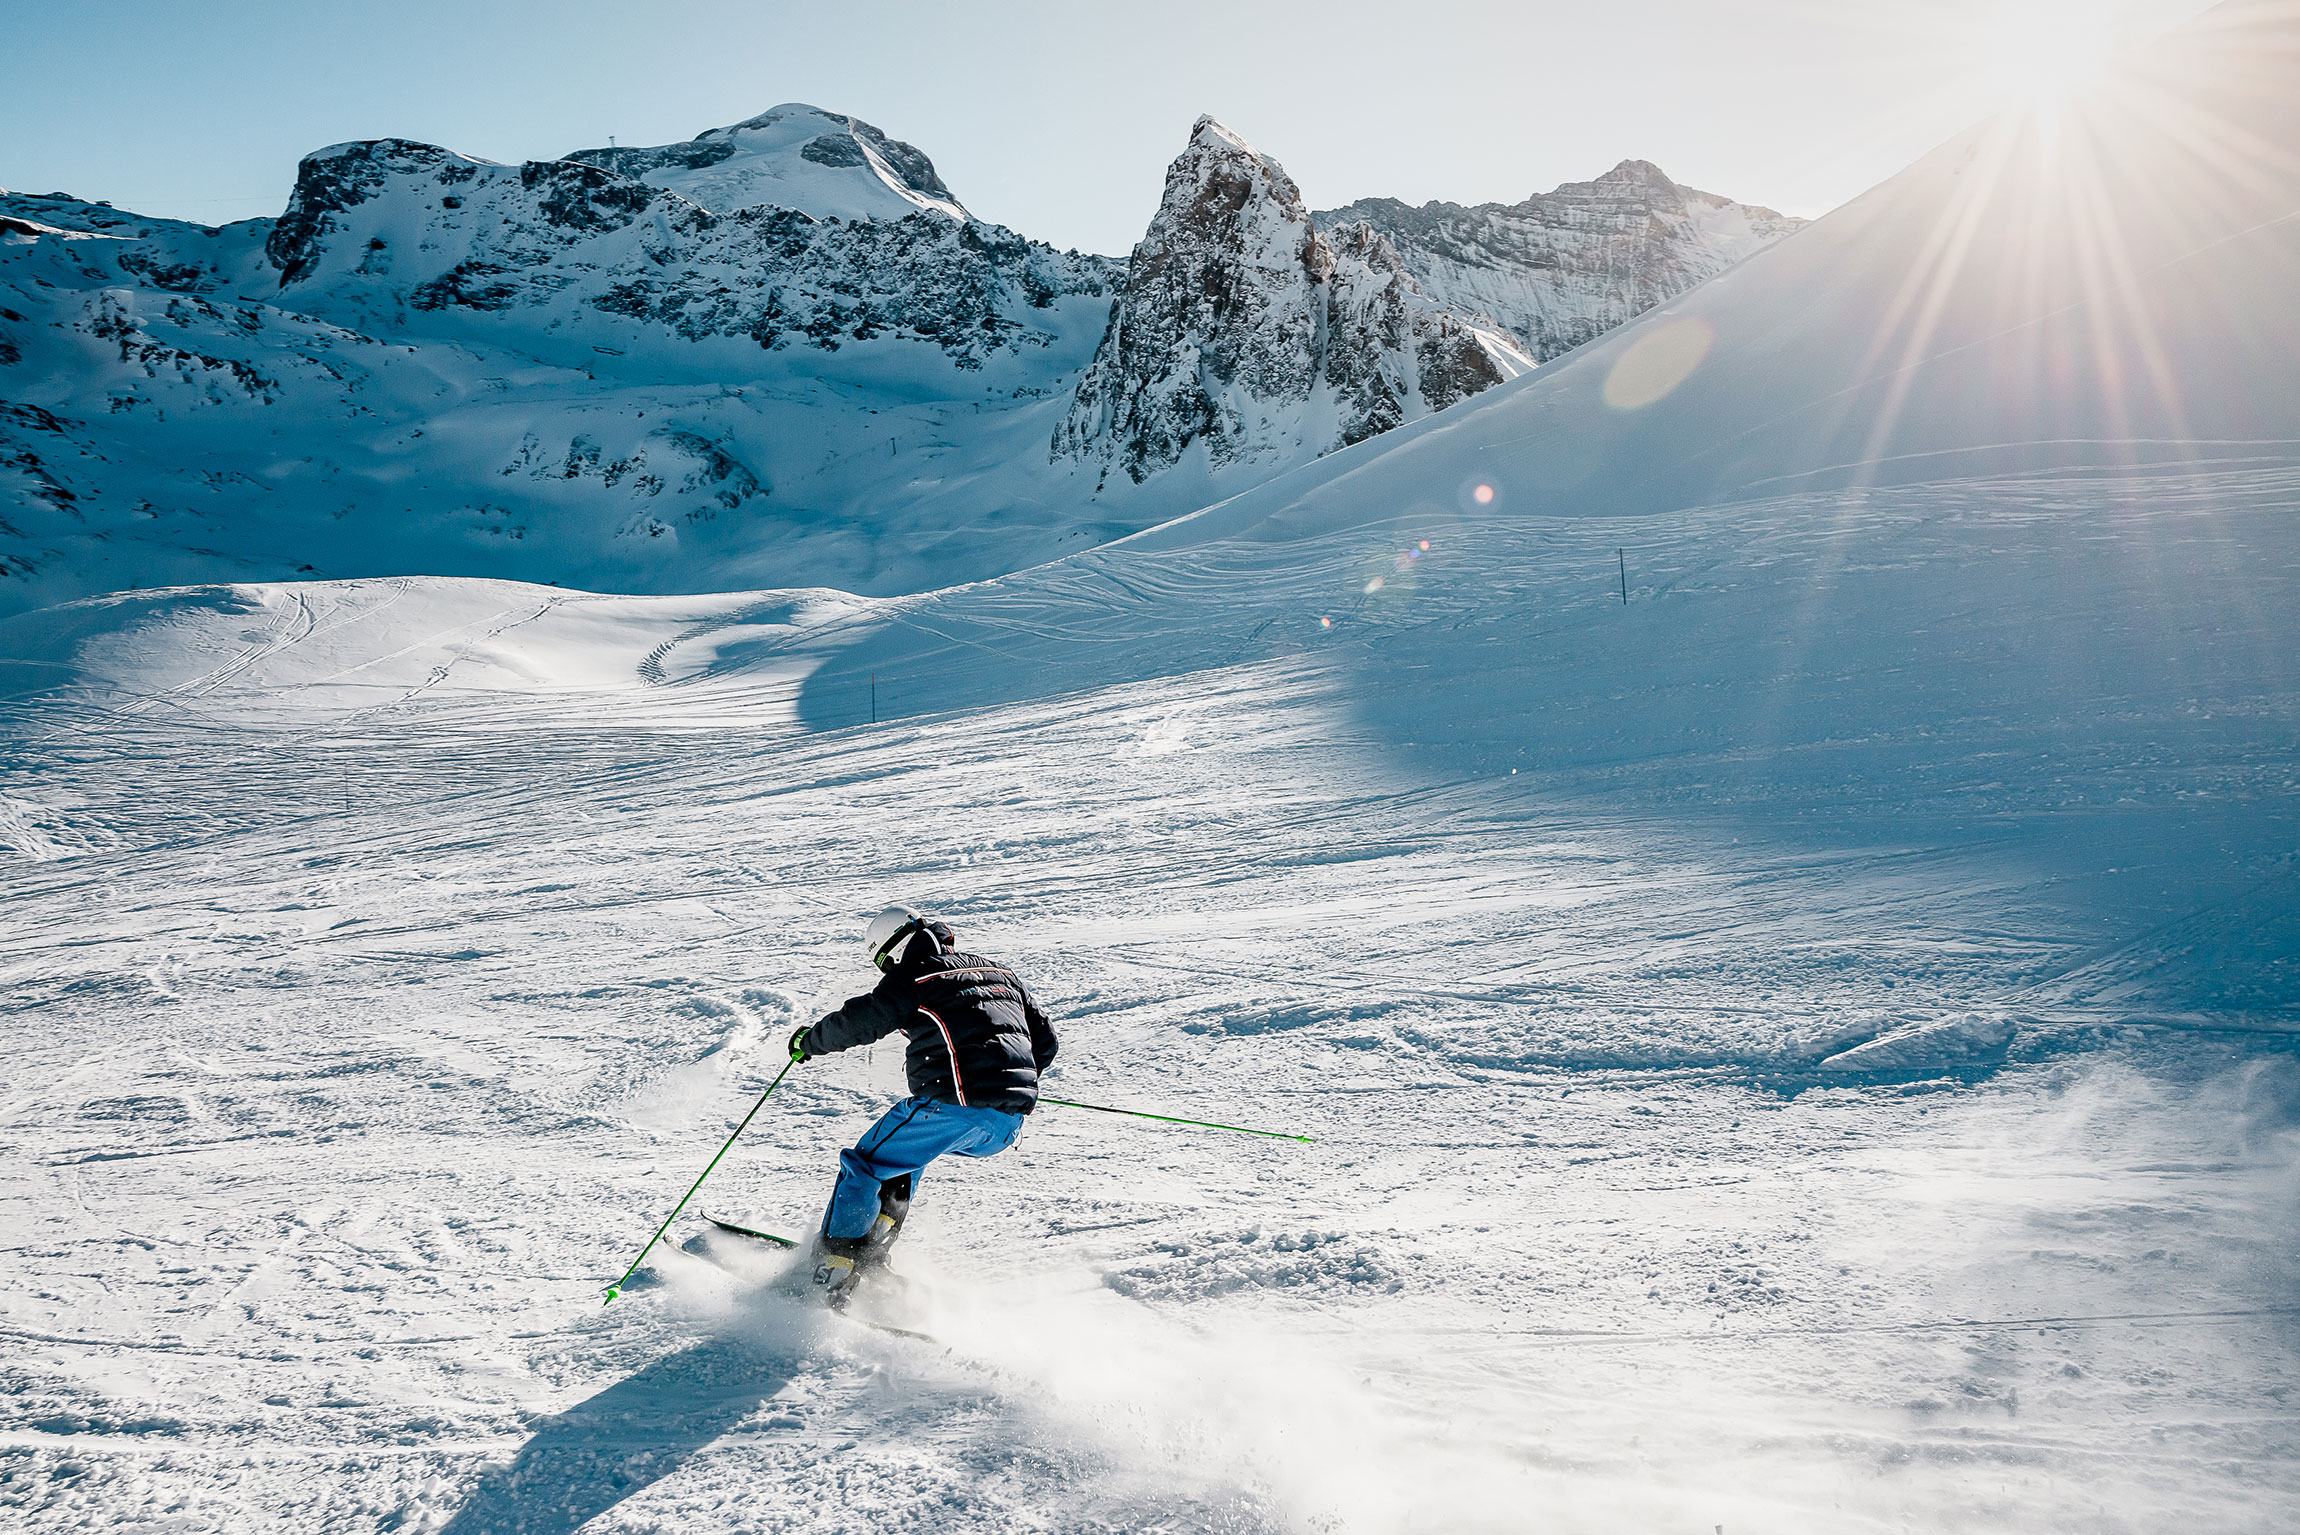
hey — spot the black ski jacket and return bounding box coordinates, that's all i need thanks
[799,921,1058,1114]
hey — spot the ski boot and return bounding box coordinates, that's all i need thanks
[810,1238,863,1307]
[812,1176,911,1309]
[857,1175,911,1274]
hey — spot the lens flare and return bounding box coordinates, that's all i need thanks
[1456,478,1502,513]
[1602,316,1716,410]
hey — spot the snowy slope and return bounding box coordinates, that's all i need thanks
[1317,159,1804,362]
[1139,23,2300,538]
[3,7,2298,1530]
[0,189,274,289]
[565,104,970,222]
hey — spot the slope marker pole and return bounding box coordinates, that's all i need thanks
[604,1058,796,1304]
[1619,548,1628,604]
[1039,1095,1311,1143]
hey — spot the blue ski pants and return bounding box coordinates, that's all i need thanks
[823,1095,1024,1240]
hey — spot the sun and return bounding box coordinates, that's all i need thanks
[1981,1,2122,109]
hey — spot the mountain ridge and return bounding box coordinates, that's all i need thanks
[1,105,1802,617]
[1316,158,1803,361]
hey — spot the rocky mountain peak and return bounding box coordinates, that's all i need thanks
[1323,219,1409,277]
[1590,158,1675,190]
[1162,115,1320,271]
[253,130,1115,376]
[564,104,967,223]
[1054,117,1524,484]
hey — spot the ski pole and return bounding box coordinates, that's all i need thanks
[1038,1095,1311,1143]
[604,1058,796,1304]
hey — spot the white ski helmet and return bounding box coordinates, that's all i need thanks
[864,906,927,971]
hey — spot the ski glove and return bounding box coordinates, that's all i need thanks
[787,1026,813,1064]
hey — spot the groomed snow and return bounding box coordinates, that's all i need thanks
[2,538,2294,1528]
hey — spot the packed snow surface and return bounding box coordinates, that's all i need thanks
[3,5,2299,1531]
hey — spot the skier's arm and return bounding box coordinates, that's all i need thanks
[802,981,909,1057]
[1023,989,1059,1073]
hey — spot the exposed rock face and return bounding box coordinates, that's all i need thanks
[1318,161,1804,362]
[263,139,1116,366]
[564,104,968,222]
[1055,118,1526,484]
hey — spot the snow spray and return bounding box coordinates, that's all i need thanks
[604,1056,798,1303]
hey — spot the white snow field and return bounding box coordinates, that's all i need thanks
[6,6,2300,1533]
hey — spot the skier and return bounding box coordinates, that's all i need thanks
[785,907,1058,1301]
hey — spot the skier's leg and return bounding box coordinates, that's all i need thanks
[948,1105,1024,1159]
[817,1100,989,1292]
[875,1173,914,1232]
[821,1098,939,1243]
[860,1173,914,1268]
[861,1109,1014,1260]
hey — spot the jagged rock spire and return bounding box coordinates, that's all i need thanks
[1054,117,1524,483]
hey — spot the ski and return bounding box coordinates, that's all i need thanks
[844,1314,937,1343]
[701,1210,802,1247]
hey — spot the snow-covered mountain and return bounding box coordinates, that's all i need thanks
[1,104,1794,618]
[1317,159,1803,361]
[264,137,1106,366]
[564,103,970,222]
[1055,118,1529,484]
[0,142,1152,617]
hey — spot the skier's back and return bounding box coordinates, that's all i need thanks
[786,907,1057,1299]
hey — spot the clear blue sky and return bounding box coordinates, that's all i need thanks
[2,0,2208,254]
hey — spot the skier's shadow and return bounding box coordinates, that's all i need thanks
[440,1331,795,1535]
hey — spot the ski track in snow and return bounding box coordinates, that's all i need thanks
[1,460,2296,1530]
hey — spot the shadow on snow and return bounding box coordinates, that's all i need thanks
[440,1333,794,1535]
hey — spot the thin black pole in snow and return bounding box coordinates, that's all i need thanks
[1619,548,1628,605]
